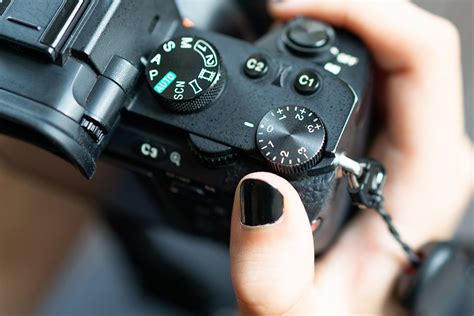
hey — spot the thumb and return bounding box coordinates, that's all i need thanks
[230,172,314,315]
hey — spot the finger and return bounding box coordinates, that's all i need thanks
[268,0,459,72]
[313,137,473,313]
[230,172,314,315]
[270,0,465,152]
[310,211,409,313]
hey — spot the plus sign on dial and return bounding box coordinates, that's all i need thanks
[256,106,326,175]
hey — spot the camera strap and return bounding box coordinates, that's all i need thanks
[335,153,421,267]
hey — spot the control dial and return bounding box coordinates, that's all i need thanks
[146,36,225,113]
[256,106,326,175]
[188,134,237,167]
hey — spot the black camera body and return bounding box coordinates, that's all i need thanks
[0,0,372,253]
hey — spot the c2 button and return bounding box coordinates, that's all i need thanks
[294,69,320,95]
[244,54,269,79]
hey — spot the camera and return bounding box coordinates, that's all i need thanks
[0,0,372,253]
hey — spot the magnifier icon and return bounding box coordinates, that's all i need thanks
[170,152,181,167]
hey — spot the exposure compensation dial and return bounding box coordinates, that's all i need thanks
[146,36,225,113]
[256,106,326,175]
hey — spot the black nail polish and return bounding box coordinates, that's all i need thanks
[271,0,285,3]
[240,179,283,226]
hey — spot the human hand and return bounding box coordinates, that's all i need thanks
[229,1,473,314]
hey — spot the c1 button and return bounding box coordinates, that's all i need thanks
[294,69,320,95]
[244,54,269,79]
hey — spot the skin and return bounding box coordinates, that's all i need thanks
[0,140,120,313]
[0,1,472,314]
[0,144,98,315]
[230,1,474,315]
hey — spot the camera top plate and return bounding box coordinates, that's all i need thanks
[0,0,89,61]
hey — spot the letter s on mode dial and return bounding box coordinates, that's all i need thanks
[256,106,326,175]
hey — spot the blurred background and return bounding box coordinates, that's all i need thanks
[0,1,472,315]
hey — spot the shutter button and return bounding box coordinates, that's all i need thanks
[284,18,335,57]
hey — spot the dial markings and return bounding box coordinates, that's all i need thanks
[145,36,221,110]
[244,122,255,128]
[255,106,326,174]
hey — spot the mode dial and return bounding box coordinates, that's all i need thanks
[146,36,225,113]
[256,106,326,175]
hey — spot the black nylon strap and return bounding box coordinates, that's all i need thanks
[374,204,421,267]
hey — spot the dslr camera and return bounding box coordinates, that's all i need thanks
[0,0,372,253]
